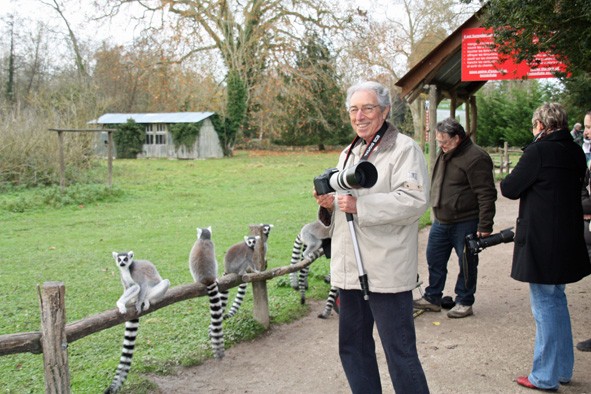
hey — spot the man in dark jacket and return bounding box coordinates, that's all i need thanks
[501,102,591,391]
[414,117,497,318]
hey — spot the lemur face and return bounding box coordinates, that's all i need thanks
[113,251,134,268]
[261,224,274,236]
[243,236,259,249]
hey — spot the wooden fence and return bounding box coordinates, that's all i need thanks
[0,225,322,393]
[48,128,116,191]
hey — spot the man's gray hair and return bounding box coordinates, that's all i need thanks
[436,117,466,139]
[345,81,391,110]
[532,102,568,132]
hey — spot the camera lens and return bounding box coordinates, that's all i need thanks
[330,161,378,192]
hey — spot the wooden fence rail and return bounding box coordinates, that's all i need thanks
[0,255,320,357]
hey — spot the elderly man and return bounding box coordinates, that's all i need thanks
[315,81,430,393]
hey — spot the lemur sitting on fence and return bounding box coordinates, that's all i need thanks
[222,223,273,319]
[189,226,226,360]
[105,251,170,394]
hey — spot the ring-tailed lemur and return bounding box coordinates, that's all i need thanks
[105,251,170,394]
[189,226,225,359]
[289,220,330,304]
[260,223,273,256]
[318,283,340,319]
[222,223,273,319]
[223,235,260,319]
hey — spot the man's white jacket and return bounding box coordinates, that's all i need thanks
[319,123,430,294]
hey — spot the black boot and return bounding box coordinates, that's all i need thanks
[576,338,591,352]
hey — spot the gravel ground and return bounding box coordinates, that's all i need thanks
[149,184,591,394]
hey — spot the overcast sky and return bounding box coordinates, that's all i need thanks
[1,0,399,47]
[2,0,142,45]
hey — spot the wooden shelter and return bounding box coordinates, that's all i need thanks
[395,7,487,169]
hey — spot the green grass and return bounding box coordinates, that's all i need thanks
[0,150,431,393]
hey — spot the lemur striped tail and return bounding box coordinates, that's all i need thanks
[298,267,309,305]
[289,234,304,289]
[297,248,324,305]
[220,288,229,313]
[318,286,339,319]
[224,282,247,319]
[207,281,225,359]
[104,319,140,394]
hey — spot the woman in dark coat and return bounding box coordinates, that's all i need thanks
[577,158,591,352]
[501,102,591,391]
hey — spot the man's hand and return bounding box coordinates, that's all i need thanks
[314,190,335,210]
[337,194,357,214]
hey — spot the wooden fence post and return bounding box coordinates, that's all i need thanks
[107,131,113,188]
[503,141,510,173]
[429,85,439,224]
[249,225,270,328]
[57,131,66,192]
[39,282,70,394]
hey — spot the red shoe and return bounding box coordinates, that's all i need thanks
[515,376,558,392]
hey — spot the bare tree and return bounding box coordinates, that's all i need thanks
[4,14,16,104]
[97,0,356,154]
[342,0,477,139]
[39,0,90,81]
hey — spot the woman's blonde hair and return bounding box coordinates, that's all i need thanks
[532,102,568,133]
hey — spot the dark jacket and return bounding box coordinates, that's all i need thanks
[580,168,591,253]
[581,168,591,216]
[500,129,591,284]
[430,137,497,233]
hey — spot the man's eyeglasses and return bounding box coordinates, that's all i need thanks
[436,136,455,147]
[348,104,380,115]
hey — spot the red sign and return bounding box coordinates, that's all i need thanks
[461,27,568,81]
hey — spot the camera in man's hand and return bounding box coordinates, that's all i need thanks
[314,161,378,195]
[465,227,515,255]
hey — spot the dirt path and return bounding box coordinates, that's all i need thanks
[149,186,591,393]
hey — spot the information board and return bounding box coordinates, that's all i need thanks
[461,27,567,81]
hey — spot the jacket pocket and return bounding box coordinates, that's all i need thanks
[514,218,527,245]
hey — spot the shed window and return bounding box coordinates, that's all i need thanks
[145,124,167,145]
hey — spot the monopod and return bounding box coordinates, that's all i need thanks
[345,212,370,300]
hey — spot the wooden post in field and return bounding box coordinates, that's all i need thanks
[249,224,270,329]
[503,141,510,173]
[50,128,116,190]
[39,282,70,394]
[107,130,113,188]
[58,131,66,192]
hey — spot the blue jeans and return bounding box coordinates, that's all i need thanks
[424,219,479,306]
[528,283,574,390]
[338,290,430,394]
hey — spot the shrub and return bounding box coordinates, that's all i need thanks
[113,119,144,159]
[0,106,97,187]
[170,122,202,149]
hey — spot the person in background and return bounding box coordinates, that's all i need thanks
[577,113,591,352]
[413,117,497,318]
[582,112,591,163]
[314,80,430,393]
[571,122,583,145]
[500,102,591,391]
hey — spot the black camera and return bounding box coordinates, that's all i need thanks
[465,227,515,255]
[313,161,378,195]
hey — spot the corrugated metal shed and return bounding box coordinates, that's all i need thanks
[93,112,215,124]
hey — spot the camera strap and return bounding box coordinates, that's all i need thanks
[343,121,389,168]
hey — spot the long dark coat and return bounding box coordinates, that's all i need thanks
[500,129,591,284]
